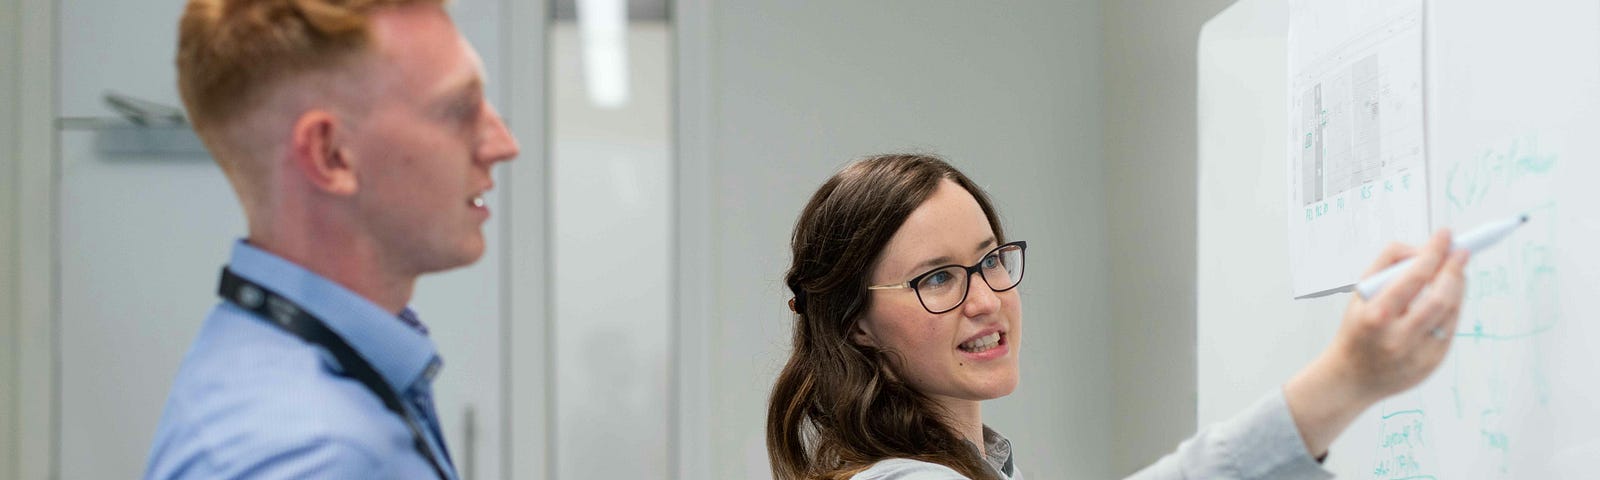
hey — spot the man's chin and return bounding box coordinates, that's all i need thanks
[418,240,487,274]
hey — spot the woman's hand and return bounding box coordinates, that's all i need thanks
[1283,229,1471,458]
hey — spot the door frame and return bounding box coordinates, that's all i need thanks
[10,0,58,477]
[0,0,16,474]
[502,0,552,478]
[1,0,24,477]
[671,0,714,478]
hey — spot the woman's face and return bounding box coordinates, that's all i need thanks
[854,179,1022,404]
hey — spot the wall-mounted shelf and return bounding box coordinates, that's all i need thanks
[57,116,208,156]
[56,92,206,156]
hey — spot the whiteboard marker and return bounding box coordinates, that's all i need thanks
[1356,214,1529,299]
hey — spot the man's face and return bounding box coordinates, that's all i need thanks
[345,4,518,275]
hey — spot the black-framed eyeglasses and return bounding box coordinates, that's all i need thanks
[867,241,1027,314]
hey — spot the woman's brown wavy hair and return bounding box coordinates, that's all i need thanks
[768,154,1005,480]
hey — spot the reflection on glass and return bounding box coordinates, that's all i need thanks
[550,0,673,478]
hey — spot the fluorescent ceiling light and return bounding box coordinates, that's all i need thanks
[577,0,629,109]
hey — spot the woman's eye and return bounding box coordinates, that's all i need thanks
[981,254,1000,269]
[923,271,954,287]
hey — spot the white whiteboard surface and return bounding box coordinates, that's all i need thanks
[1198,0,1600,477]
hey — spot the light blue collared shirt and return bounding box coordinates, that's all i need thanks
[146,241,456,479]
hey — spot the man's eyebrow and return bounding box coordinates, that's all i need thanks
[428,67,483,105]
[448,77,483,102]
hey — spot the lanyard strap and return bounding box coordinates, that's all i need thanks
[217,267,449,480]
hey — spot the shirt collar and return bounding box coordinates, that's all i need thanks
[981,425,1016,477]
[227,240,441,392]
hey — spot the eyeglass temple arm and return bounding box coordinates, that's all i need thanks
[865,283,912,290]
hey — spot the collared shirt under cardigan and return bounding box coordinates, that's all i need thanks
[852,390,1335,479]
[146,241,457,479]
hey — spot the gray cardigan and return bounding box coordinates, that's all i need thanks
[851,389,1335,480]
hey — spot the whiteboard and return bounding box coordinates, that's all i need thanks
[1198,0,1600,477]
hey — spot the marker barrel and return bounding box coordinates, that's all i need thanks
[1355,215,1527,299]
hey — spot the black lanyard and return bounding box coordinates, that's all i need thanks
[217,267,450,480]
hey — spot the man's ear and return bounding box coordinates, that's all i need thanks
[289,110,358,196]
[850,318,879,348]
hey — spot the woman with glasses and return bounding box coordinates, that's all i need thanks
[767,154,1468,480]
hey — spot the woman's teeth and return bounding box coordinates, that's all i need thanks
[471,195,485,208]
[960,332,1002,353]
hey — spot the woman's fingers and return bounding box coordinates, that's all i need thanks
[1362,241,1420,279]
[1372,229,1452,318]
[1413,250,1469,357]
[1332,231,1473,401]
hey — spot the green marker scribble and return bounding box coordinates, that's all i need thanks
[1382,409,1425,420]
[1456,320,1555,341]
[1443,135,1558,213]
[1514,136,1557,174]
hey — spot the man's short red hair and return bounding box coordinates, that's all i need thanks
[175,0,444,134]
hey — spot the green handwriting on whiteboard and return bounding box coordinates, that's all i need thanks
[1444,136,1557,212]
[1373,409,1429,478]
[1373,197,1561,478]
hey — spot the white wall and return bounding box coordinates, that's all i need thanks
[1101,0,1237,475]
[682,1,1112,477]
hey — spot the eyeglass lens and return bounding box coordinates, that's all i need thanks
[914,243,1025,313]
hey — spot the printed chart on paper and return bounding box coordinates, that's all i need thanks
[1287,0,1429,297]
